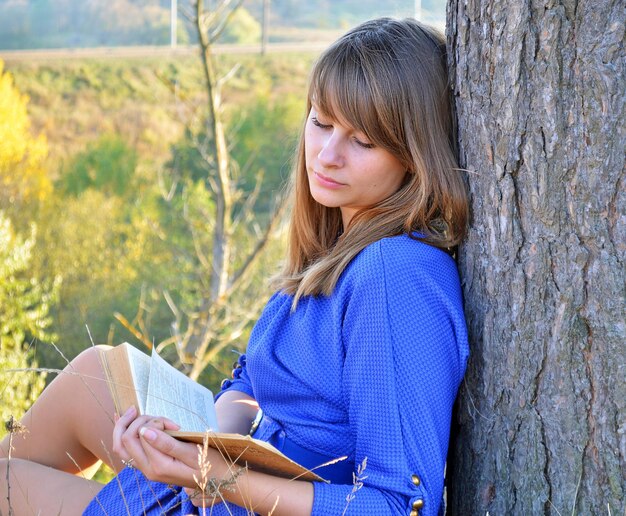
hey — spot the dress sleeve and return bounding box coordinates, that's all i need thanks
[214,354,255,400]
[311,239,469,516]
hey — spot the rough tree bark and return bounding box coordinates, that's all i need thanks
[446,0,625,514]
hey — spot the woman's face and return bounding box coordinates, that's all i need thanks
[304,105,407,227]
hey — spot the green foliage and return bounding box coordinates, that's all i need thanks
[7,53,314,170]
[0,212,59,434]
[61,135,139,197]
[6,52,313,388]
[165,127,213,186]
[31,188,178,367]
[218,7,262,44]
[0,60,50,205]
[230,93,304,198]
[167,92,303,205]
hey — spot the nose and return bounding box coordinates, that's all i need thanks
[318,130,344,168]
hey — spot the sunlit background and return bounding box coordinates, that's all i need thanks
[0,1,447,462]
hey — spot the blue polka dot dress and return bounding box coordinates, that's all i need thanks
[84,235,468,515]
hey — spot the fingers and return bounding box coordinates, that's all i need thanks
[139,426,199,471]
[112,407,181,465]
[162,418,181,431]
[137,427,204,485]
[112,406,137,462]
[110,409,212,487]
[140,416,181,432]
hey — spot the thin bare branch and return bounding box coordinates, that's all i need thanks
[157,165,178,202]
[179,5,195,23]
[130,287,151,341]
[107,323,115,346]
[192,133,216,170]
[237,146,260,178]
[199,0,237,31]
[164,289,182,322]
[153,69,205,128]
[216,63,241,91]
[114,312,153,351]
[189,296,266,380]
[190,224,212,272]
[208,0,245,44]
[228,194,289,293]
[232,171,264,230]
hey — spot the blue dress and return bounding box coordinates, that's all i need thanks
[84,235,468,515]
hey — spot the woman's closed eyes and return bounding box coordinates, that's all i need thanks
[310,116,376,149]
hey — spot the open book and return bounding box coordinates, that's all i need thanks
[98,343,324,482]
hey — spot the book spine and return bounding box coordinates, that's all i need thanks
[97,348,123,415]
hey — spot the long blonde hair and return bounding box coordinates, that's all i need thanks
[275,18,468,305]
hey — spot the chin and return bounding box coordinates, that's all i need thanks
[310,193,341,210]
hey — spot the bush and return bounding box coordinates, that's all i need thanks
[218,7,262,44]
[60,134,138,197]
[0,212,59,435]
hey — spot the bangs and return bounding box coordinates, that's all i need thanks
[309,41,393,148]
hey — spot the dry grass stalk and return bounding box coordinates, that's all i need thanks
[4,415,27,516]
[190,431,246,512]
[342,457,367,516]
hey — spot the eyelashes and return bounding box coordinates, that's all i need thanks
[311,117,375,149]
[311,117,332,130]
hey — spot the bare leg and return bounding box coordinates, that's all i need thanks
[0,345,125,475]
[0,458,104,515]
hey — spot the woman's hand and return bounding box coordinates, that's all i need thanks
[139,423,245,509]
[113,406,200,486]
[111,405,313,515]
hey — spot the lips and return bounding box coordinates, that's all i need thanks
[314,171,346,188]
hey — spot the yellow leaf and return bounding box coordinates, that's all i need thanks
[0,60,51,203]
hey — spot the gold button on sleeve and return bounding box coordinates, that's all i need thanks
[412,499,424,510]
[410,511,419,516]
[411,474,421,486]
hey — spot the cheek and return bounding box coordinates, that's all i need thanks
[386,160,407,190]
[303,124,317,160]
[375,167,406,195]
[393,170,408,190]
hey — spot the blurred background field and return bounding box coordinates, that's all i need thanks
[0,0,445,50]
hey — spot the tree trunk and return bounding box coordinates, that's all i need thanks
[446,0,625,514]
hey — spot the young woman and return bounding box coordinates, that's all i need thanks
[0,17,469,516]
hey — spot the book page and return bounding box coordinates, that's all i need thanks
[145,349,218,433]
[124,344,152,414]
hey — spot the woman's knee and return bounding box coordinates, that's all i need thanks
[71,345,112,370]
[64,345,113,384]
[66,345,115,406]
